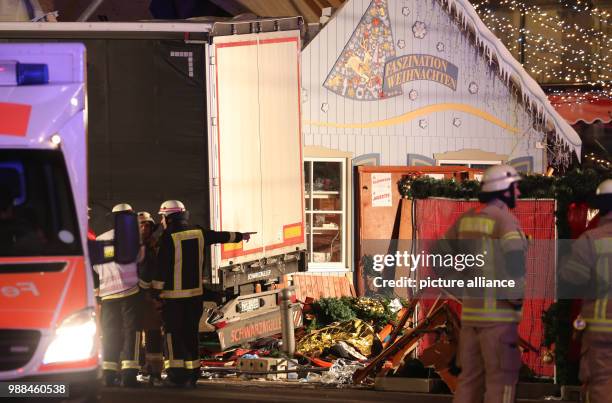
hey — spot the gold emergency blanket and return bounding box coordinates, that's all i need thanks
[296,319,376,358]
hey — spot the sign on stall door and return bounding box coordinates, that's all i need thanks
[371,173,392,207]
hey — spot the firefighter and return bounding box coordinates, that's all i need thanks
[560,179,612,403]
[151,200,253,387]
[445,165,528,403]
[136,211,164,385]
[93,203,142,387]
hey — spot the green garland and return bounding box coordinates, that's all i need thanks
[397,167,611,385]
[311,296,356,326]
[309,296,399,331]
[398,168,609,205]
[398,168,611,240]
[541,300,578,385]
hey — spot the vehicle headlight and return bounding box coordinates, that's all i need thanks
[43,308,97,364]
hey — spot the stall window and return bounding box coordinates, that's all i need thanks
[438,160,502,171]
[304,158,346,269]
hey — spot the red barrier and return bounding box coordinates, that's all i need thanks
[414,198,556,377]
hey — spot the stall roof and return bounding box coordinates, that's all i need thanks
[417,0,582,157]
[549,94,612,125]
[211,0,345,24]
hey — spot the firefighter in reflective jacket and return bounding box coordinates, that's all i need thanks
[136,211,163,384]
[561,179,612,403]
[92,203,143,387]
[447,165,528,403]
[152,200,253,386]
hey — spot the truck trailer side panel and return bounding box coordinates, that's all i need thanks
[86,39,211,232]
[211,30,305,269]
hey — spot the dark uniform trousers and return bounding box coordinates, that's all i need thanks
[444,200,527,403]
[154,220,242,385]
[453,324,521,403]
[143,327,163,374]
[138,241,163,378]
[580,332,612,403]
[101,291,142,383]
[140,292,163,378]
[162,296,203,383]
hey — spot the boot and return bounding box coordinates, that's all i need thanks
[164,368,188,388]
[149,373,163,387]
[186,369,200,389]
[102,370,118,387]
[121,369,139,388]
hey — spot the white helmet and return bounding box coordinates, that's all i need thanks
[592,179,612,211]
[158,200,186,216]
[137,211,155,224]
[111,203,133,213]
[596,179,612,196]
[480,165,521,193]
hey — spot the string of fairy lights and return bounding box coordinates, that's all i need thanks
[496,0,611,39]
[470,0,612,100]
[585,152,612,169]
[482,0,610,40]
[557,0,611,25]
[479,15,610,82]
[547,88,610,103]
[472,3,611,68]
[459,0,611,169]
[474,10,611,86]
[477,13,610,69]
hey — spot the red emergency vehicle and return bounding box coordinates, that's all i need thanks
[0,43,99,397]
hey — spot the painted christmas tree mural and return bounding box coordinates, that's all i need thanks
[323,0,401,101]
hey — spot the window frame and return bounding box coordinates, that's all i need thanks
[436,159,503,168]
[304,157,347,270]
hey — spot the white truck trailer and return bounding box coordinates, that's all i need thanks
[0,17,306,352]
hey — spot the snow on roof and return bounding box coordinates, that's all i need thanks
[443,0,582,159]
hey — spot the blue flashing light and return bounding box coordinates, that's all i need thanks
[16,63,49,85]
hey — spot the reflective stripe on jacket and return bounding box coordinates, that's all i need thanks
[93,229,140,299]
[445,199,527,326]
[152,219,243,299]
[562,214,612,333]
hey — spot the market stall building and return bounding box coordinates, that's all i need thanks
[299,0,582,273]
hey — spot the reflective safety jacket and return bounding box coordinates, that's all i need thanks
[92,229,140,300]
[562,213,612,333]
[442,199,528,326]
[152,220,243,299]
